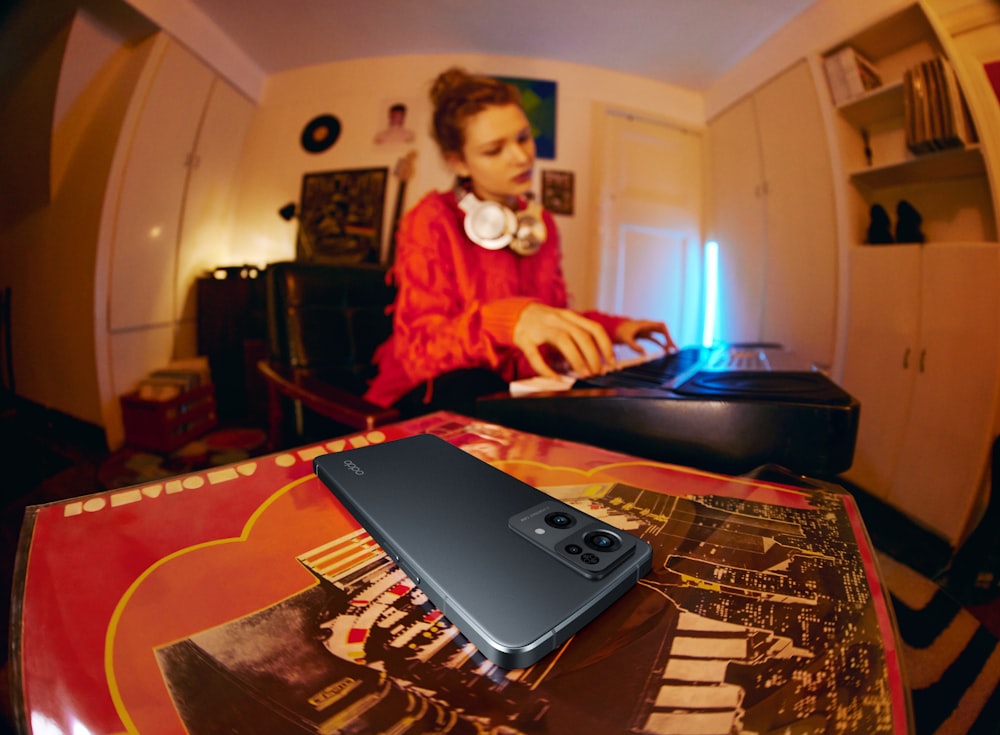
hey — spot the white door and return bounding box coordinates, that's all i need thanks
[174,78,254,355]
[706,60,837,367]
[707,96,767,346]
[754,61,838,367]
[595,109,703,347]
[840,245,922,497]
[890,243,1000,543]
[108,39,214,331]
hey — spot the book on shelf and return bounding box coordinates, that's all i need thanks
[135,357,212,401]
[135,377,189,402]
[904,55,978,155]
[149,370,199,391]
[823,46,882,105]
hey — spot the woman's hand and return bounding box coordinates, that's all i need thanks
[614,319,677,354]
[513,303,616,378]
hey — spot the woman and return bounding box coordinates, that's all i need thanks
[365,67,675,416]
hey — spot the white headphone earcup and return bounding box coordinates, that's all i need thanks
[457,190,545,255]
[459,193,517,250]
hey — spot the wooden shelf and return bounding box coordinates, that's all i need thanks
[844,4,936,62]
[849,145,985,189]
[838,82,904,128]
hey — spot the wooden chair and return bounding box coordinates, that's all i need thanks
[257,261,399,449]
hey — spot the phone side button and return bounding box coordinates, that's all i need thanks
[377,542,399,562]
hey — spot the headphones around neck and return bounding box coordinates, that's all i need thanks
[456,188,547,256]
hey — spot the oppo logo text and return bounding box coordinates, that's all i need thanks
[343,460,365,476]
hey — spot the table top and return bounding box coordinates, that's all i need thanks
[10,411,911,734]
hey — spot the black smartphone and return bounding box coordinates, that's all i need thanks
[313,433,652,669]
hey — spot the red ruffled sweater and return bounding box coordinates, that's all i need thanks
[364,190,626,408]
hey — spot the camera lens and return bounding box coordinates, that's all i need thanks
[565,544,582,555]
[545,512,575,529]
[590,533,613,548]
[584,530,621,552]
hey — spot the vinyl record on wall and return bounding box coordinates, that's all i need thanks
[301,114,341,153]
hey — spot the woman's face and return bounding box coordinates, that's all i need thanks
[449,103,536,204]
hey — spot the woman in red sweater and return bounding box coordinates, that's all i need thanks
[365,68,675,416]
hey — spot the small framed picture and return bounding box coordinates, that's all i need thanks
[374,99,417,146]
[541,170,574,216]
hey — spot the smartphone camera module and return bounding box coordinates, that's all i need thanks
[510,501,638,580]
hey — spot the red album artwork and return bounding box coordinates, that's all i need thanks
[13,413,908,735]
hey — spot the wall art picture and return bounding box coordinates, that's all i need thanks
[541,170,575,215]
[297,167,388,264]
[496,76,557,159]
[987,59,1000,107]
[374,100,416,145]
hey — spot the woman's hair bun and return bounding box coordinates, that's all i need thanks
[429,67,522,155]
[430,67,471,107]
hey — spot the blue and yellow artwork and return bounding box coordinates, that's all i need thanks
[496,76,557,160]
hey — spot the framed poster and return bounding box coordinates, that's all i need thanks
[297,167,388,264]
[541,170,575,215]
[496,76,557,159]
[374,100,417,145]
[987,59,1000,106]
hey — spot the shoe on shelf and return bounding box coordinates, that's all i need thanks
[895,200,925,243]
[865,204,894,244]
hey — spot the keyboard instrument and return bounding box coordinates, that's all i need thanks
[477,344,859,476]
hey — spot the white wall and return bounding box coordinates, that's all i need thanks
[229,53,704,311]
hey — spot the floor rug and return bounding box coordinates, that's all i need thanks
[0,422,72,501]
[878,553,1000,734]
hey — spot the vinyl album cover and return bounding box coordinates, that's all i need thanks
[13,413,909,735]
[156,481,898,734]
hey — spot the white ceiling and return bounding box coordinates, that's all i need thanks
[188,0,816,90]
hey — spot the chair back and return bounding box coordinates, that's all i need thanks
[265,261,395,396]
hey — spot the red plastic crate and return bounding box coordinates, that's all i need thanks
[120,383,218,453]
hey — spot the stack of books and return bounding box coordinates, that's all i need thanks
[823,46,882,105]
[903,55,978,155]
[136,357,211,402]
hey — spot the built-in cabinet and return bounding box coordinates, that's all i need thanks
[97,34,253,448]
[708,60,838,368]
[107,38,213,333]
[841,243,1000,543]
[827,2,1000,546]
[708,1,1000,547]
